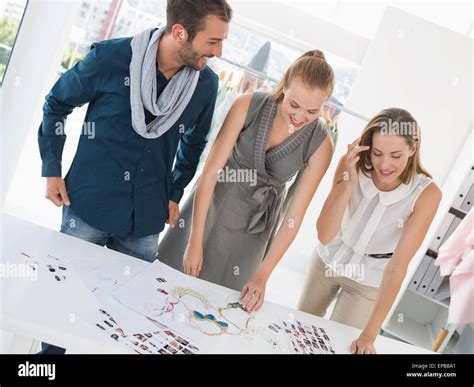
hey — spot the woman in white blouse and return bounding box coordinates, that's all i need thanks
[299,108,442,354]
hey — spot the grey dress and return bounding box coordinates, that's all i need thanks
[158,92,329,290]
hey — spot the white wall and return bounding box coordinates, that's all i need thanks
[1,0,81,207]
[229,0,370,64]
[342,6,472,184]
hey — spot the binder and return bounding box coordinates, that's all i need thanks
[451,169,473,208]
[440,216,462,248]
[433,277,451,301]
[429,213,455,252]
[460,184,474,212]
[426,267,445,298]
[417,256,438,295]
[408,255,431,291]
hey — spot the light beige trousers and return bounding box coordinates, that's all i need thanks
[298,249,379,330]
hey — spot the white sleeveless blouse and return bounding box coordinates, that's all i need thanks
[317,170,433,287]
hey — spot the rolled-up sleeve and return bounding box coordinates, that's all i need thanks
[169,80,218,203]
[38,43,103,177]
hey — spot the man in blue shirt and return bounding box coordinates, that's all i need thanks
[37,0,232,354]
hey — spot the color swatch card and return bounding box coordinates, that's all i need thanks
[80,297,200,355]
[268,318,336,354]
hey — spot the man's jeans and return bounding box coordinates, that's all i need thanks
[60,205,160,263]
[38,205,160,354]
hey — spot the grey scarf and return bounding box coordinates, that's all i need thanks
[129,28,200,139]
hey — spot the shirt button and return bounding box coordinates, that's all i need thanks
[146,149,151,153]
[140,168,144,172]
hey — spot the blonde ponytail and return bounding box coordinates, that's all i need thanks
[271,49,335,102]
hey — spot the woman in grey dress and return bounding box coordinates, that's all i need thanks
[159,50,335,311]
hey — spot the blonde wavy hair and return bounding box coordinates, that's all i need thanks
[356,108,432,184]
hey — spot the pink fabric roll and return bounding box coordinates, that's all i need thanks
[435,209,474,325]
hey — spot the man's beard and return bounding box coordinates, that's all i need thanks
[177,42,211,71]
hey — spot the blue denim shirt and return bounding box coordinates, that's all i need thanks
[38,36,218,237]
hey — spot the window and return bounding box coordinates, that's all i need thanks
[0,0,28,84]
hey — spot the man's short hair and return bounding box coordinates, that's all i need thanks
[165,0,233,41]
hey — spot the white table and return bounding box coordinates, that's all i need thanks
[0,213,434,354]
